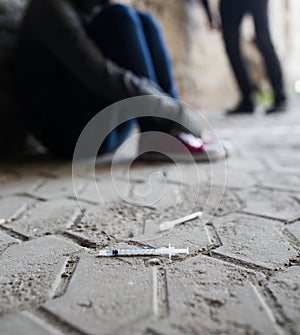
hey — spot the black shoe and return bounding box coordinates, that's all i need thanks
[226,100,254,116]
[266,98,287,114]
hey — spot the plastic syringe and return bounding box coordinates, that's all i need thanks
[98,244,189,259]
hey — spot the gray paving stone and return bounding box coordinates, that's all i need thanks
[77,178,131,204]
[225,157,266,173]
[158,162,210,186]
[212,214,298,270]
[69,202,159,242]
[29,177,86,201]
[153,255,281,335]
[6,199,82,238]
[0,231,18,254]
[220,169,257,189]
[0,176,42,197]
[0,196,35,222]
[128,181,181,209]
[0,312,64,335]
[267,266,300,334]
[238,188,300,222]
[133,217,213,253]
[70,203,213,253]
[265,149,300,174]
[0,236,80,315]
[256,171,300,193]
[285,221,300,246]
[69,184,240,245]
[43,255,153,335]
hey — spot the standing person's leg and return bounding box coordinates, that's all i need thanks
[251,0,286,112]
[220,0,254,113]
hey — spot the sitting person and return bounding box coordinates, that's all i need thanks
[15,0,226,160]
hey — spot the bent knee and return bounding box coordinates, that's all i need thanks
[100,3,138,23]
[138,11,160,29]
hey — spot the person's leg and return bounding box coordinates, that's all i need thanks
[220,0,254,108]
[251,0,286,105]
[138,12,179,99]
[88,3,181,132]
[87,4,159,84]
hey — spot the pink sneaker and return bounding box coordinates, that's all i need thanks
[138,131,229,162]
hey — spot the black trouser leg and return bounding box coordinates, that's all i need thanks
[220,0,253,103]
[251,0,285,102]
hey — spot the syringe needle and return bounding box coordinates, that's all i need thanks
[98,245,189,259]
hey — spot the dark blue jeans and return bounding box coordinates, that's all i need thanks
[220,0,285,103]
[42,3,178,156]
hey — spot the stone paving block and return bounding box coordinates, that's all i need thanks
[0,236,80,315]
[0,195,35,222]
[151,255,281,335]
[265,149,300,174]
[0,175,42,197]
[214,169,257,189]
[212,214,298,270]
[0,231,18,254]
[284,221,300,247]
[256,171,300,193]
[128,181,181,209]
[225,157,266,173]
[176,184,240,219]
[238,188,300,222]
[69,202,156,242]
[43,255,153,335]
[29,177,86,201]
[77,178,131,204]
[133,217,213,254]
[158,162,210,186]
[0,312,64,335]
[266,266,300,334]
[70,203,213,252]
[5,199,82,238]
[69,184,240,244]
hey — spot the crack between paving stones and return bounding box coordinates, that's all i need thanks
[57,231,100,249]
[291,195,300,206]
[204,222,223,247]
[0,224,29,241]
[143,327,167,335]
[239,210,290,223]
[251,283,287,335]
[52,255,80,300]
[262,285,299,335]
[15,192,47,202]
[31,307,89,335]
[9,203,34,222]
[66,209,87,231]
[209,251,275,275]
[281,228,300,251]
[68,196,100,206]
[258,185,300,195]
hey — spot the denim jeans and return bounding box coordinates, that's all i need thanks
[220,0,285,103]
[37,3,178,156]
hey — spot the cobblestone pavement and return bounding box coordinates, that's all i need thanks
[0,98,300,335]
